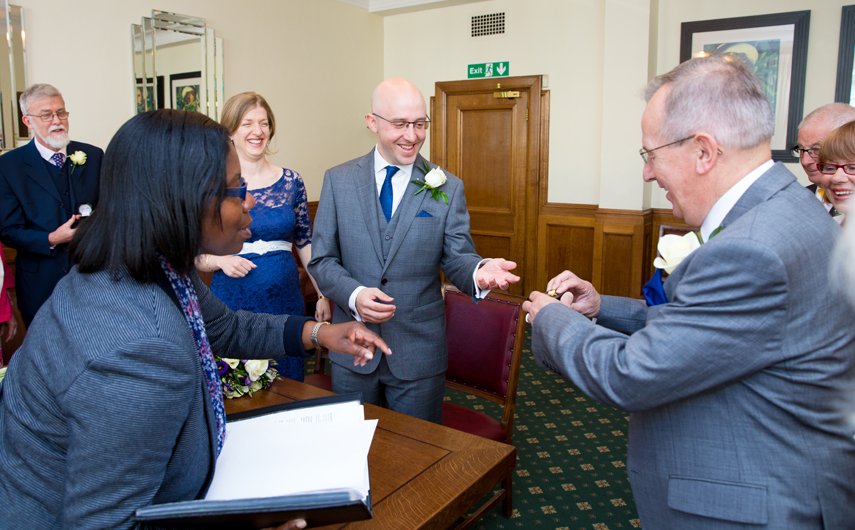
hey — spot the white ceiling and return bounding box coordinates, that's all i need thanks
[332,0,490,16]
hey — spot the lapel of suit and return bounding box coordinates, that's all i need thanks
[383,155,429,271]
[354,149,385,266]
[66,141,87,182]
[722,162,792,228]
[23,140,62,203]
[663,163,794,301]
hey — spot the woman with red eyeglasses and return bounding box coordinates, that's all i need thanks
[817,120,855,225]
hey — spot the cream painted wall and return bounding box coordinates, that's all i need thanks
[650,0,852,210]
[386,0,854,212]
[383,0,606,206]
[598,0,651,210]
[14,1,852,207]
[14,0,384,200]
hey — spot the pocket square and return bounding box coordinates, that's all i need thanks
[417,210,433,218]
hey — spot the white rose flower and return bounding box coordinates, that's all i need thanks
[250,379,263,392]
[222,358,240,369]
[244,359,269,382]
[69,151,87,165]
[424,167,447,189]
[653,232,701,274]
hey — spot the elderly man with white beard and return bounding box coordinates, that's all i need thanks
[0,84,103,328]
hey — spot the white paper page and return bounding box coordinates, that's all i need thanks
[205,418,378,501]
[225,401,364,435]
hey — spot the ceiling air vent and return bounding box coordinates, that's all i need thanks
[471,12,505,37]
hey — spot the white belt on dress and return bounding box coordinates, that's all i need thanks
[238,239,292,256]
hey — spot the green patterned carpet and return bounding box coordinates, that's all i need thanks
[307,324,641,529]
[445,325,641,530]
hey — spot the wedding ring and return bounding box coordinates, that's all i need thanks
[546,289,559,298]
[525,313,530,323]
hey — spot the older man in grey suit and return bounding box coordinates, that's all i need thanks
[309,78,519,423]
[524,56,855,528]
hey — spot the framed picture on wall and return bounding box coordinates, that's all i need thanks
[680,10,810,163]
[170,71,202,113]
[834,5,855,105]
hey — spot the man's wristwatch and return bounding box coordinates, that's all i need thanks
[311,321,330,348]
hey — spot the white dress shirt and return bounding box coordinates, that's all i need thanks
[372,147,412,217]
[700,160,773,242]
[33,139,66,163]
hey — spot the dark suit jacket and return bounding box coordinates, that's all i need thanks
[0,267,311,529]
[0,139,102,315]
[309,149,481,380]
[533,163,855,528]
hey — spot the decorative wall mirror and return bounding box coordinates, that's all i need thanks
[835,5,855,104]
[1,1,26,151]
[130,10,223,120]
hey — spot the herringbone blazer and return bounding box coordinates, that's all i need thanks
[0,267,310,529]
[532,163,855,528]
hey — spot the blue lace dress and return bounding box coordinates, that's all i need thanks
[210,168,312,382]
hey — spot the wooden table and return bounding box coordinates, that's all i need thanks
[224,378,516,530]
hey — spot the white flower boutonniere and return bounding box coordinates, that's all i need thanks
[69,150,86,176]
[411,161,449,205]
[653,231,701,274]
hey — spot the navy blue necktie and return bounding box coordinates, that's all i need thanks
[50,152,65,168]
[380,165,399,222]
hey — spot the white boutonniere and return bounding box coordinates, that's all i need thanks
[411,161,449,205]
[68,150,86,176]
[653,231,702,274]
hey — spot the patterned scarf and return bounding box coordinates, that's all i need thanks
[158,255,226,456]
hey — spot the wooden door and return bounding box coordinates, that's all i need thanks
[432,76,543,297]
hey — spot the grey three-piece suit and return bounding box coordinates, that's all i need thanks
[309,149,482,417]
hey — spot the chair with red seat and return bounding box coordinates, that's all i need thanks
[442,286,526,529]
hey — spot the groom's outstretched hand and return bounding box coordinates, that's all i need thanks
[475,258,520,291]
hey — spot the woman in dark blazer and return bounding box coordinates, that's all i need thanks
[0,110,388,530]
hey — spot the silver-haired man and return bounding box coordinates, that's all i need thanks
[0,84,103,327]
[524,55,855,528]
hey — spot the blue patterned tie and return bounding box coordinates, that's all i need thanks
[50,152,65,168]
[380,165,399,222]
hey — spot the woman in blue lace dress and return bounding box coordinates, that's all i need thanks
[197,93,330,382]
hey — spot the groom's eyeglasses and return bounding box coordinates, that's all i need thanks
[225,177,248,200]
[372,113,430,131]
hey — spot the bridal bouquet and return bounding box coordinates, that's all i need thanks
[215,357,279,399]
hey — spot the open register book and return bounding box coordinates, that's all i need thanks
[135,393,376,528]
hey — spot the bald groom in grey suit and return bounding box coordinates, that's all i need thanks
[525,56,855,528]
[309,78,519,423]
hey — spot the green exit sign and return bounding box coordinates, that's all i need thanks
[468,61,509,79]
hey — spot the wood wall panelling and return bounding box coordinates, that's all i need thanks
[537,214,596,290]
